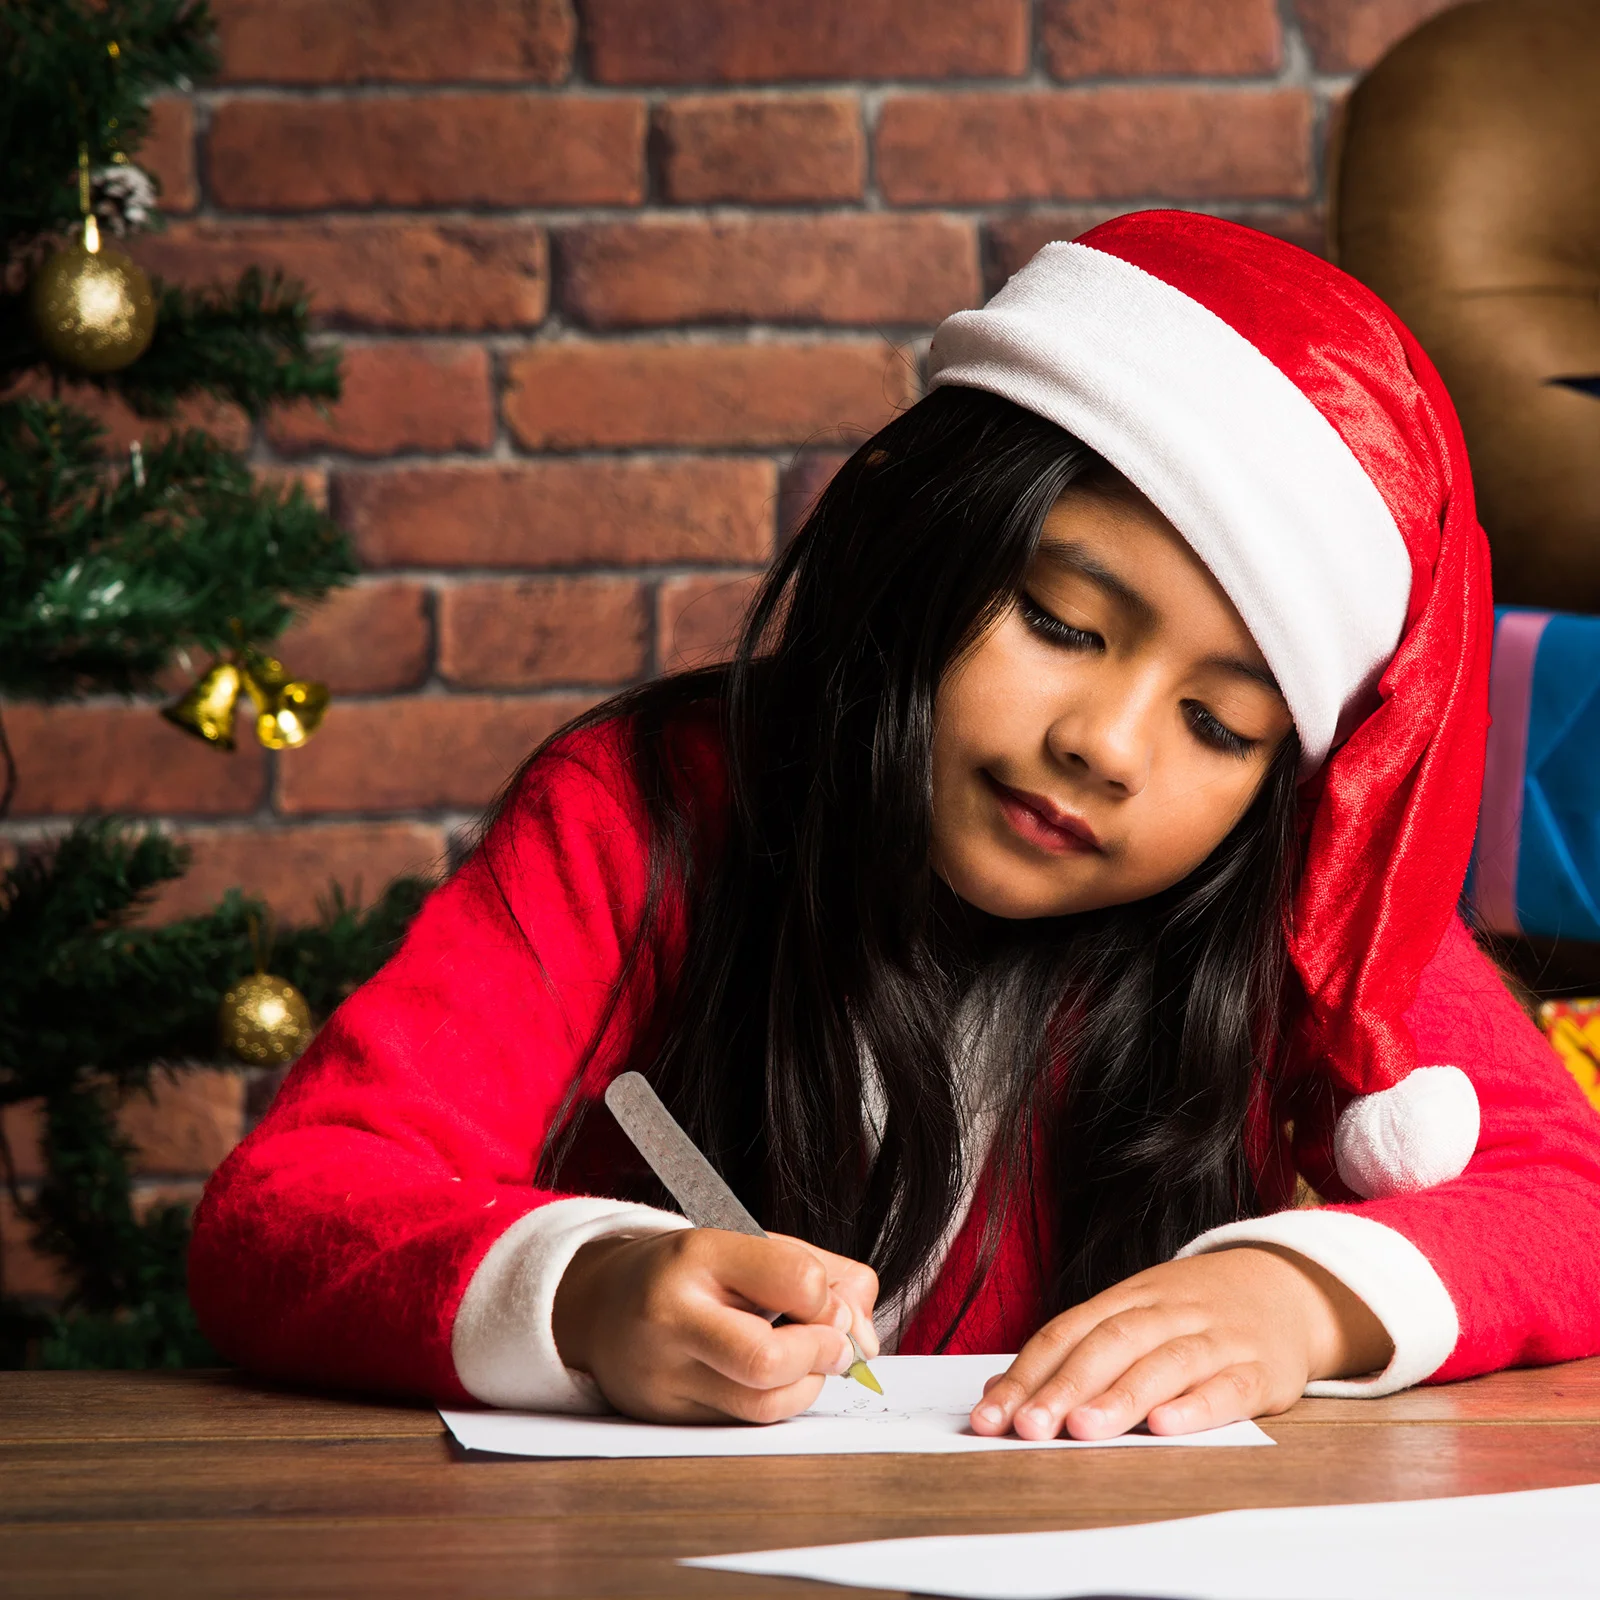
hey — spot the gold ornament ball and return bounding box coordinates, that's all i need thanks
[220,973,314,1067]
[30,241,156,374]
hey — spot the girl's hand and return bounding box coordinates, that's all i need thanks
[552,1228,879,1424]
[969,1244,1392,1441]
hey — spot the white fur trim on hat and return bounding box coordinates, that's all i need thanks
[927,242,1413,771]
[1334,1065,1481,1199]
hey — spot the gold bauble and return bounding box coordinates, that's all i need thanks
[219,973,313,1067]
[30,238,156,374]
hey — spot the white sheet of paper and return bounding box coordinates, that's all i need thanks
[439,1354,1272,1459]
[688,1480,1600,1599]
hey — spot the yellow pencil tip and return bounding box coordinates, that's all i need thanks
[848,1361,883,1395]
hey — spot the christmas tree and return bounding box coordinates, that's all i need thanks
[0,1,427,1369]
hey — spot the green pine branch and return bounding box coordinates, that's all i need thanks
[0,0,217,252]
[0,396,356,699]
[0,270,344,419]
[103,270,344,420]
[0,823,433,1367]
[0,0,422,1375]
[0,823,431,1108]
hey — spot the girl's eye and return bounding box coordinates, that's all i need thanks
[1019,593,1102,652]
[1184,701,1258,759]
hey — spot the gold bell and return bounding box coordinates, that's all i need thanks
[161,660,242,749]
[238,650,330,751]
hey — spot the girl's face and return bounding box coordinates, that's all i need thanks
[931,481,1295,920]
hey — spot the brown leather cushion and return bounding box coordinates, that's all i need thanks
[1332,0,1600,608]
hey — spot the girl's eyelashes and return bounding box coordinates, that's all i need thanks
[1019,591,1260,760]
[1018,592,1102,652]
[1184,701,1258,759]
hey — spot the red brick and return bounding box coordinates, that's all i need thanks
[91,389,252,456]
[207,97,644,210]
[157,590,402,706]
[266,344,493,457]
[1042,0,1281,78]
[2,1071,243,1184]
[338,460,776,569]
[587,0,1028,83]
[213,0,574,84]
[3,703,267,818]
[658,573,764,673]
[1294,0,1458,72]
[4,373,252,454]
[657,94,864,203]
[1,1102,44,1182]
[256,465,330,510]
[558,216,978,330]
[438,578,649,688]
[877,89,1314,204]
[146,821,448,925]
[1,1191,67,1299]
[503,342,917,451]
[779,448,852,544]
[274,581,432,695]
[131,1180,207,1222]
[983,206,1327,295]
[277,696,593,814]
[131,220,548,333]
[118,1071,245,1176]
[142,96,197,214]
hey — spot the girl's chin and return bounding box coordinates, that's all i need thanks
[938,854,1099,922]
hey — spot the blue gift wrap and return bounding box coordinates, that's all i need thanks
[1473,608,1600,942]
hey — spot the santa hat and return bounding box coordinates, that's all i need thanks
[927,210,1494,1201]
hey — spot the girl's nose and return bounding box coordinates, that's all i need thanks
[1046,684,1156,798]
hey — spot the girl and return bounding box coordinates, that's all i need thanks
[190,213,1600,1440]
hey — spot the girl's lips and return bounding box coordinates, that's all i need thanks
[985,774,1102,856]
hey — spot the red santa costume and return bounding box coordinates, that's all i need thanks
[190,213,1600,1410]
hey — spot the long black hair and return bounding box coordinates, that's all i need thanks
[519,387,1302,1333]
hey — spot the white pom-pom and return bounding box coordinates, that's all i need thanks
[1334,1065,1480,1199]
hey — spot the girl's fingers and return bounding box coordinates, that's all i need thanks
[766,1233,882,1355]
[847,1299,880,1360]
[970,1298,1159,1436]
[1145,1362,1273,1436]
[710,1231,834,1325]
[969,1306,1105,1433]
[689,1367,828,1426]
[1060,1333,1229,1439]
[999,1309,1202,1440]
[682,1300,853,1391]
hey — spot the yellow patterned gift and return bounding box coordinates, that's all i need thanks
[1538,1000,1600,1114]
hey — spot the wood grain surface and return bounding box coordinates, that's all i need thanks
[4,1360,1599,1598]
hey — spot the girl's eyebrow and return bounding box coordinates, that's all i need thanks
[1201,654,1283,696]
[1034,538,1154,624]
[1036,538,1283,698]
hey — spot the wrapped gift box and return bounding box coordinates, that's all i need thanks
[1473,608,1600,942]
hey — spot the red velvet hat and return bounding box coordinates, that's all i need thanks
[927,210,1494,1199]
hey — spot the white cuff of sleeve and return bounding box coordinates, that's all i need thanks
[1175,1208,1459,1398]
[451,1196,691,1411]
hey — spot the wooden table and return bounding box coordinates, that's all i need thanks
[6,1362,1600,1598]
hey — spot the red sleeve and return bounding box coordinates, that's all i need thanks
[1325,915,1600,1382]
[188,715,705,1402]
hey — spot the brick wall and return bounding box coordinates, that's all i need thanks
[1,0,1458,1299]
